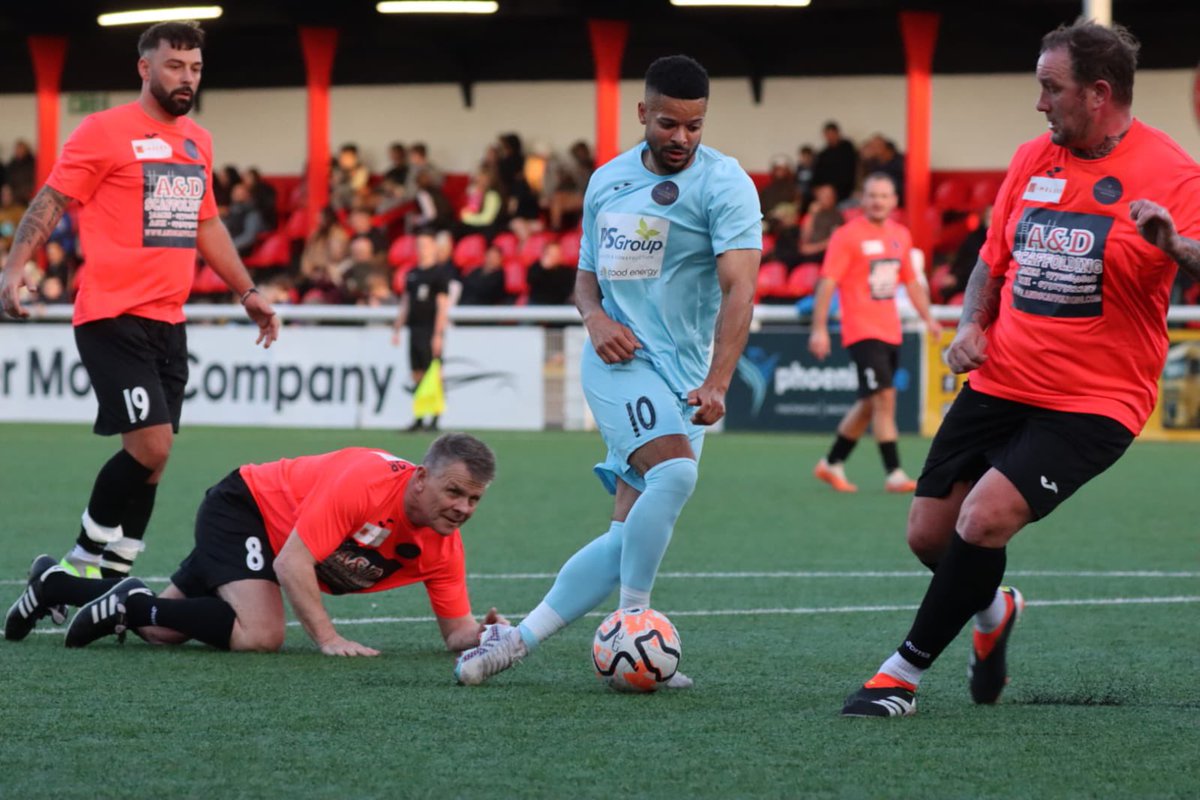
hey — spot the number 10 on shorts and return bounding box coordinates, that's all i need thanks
[122,386,150,424]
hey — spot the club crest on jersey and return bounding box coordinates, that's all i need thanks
[183,138,200,159]
[131,138,173,160]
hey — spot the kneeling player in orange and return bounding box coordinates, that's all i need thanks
[5,433,507,655]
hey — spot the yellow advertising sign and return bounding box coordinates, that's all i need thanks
[922,327,967,436]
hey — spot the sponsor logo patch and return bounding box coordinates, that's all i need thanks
[1022,176,1066,204]
[131,138,173,160]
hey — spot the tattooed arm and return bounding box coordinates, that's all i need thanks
[944,257,1005,374]
[0,185,74,318]
[1129,199,1200,283]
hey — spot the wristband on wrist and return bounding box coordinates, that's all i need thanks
[240,287,259,304]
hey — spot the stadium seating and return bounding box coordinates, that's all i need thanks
[388,234,419,269]
[504,259,529,300]
[755,261,788,301]
[786,264,821,299]
[453,233,488,273]
[491,231,519,262]
[518,231,555,267]
[558,229,582,267]
[244,230,292,269]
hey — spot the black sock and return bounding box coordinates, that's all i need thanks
[879,441,901,473]
[125,594,236,650]
[41,572,121,607]
[76,450,154,553]
[897,533,1006,670]
[827,434,857,465]
[99,483,158,578]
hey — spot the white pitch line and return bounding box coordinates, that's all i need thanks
[5,569,1197,587]
[30,594,1200,635]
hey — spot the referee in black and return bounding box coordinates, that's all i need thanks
[392,231,451,431]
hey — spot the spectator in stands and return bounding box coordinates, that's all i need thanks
[331,143,371,211]
[795,184,844,266]
[408,169,455,233]
[457,169,503,239]
[861,134,906,205]
[813,121,858,203]
[300,207,350,283]
[496,133,526,199]
[760,154,800,227]
[546,140,594,232]
[213,164,242,209]
[0,184,27,250]
[7,139,36,204]
[243,167,278,228]
[526,241,574,305]
[348,207,387,257]
[340,235,388,304]
[936,205,991,302]
[224,183,266,257]
[37,240,75,304]
[405,142,444,197]
[378,142,411,212]
[795,144,816,208]
[460,244,510,306]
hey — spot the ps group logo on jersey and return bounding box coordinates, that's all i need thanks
[595,212,669,281]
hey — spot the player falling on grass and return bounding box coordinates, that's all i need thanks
[5,434,508,655]
[454,55,761,686]
[808,172,941,494]
[0,21,279,586]
[842,19,1200,717]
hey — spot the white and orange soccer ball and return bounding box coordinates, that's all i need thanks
[592,607,681,693]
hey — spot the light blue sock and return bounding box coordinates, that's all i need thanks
[517,521,623,651]
[619,457,698,602]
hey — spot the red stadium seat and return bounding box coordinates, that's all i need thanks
[933,178,971,212]
[392,264,413,296]
[388,234,418,269]
[191,265,229,295]
[969,177,1002,211]
[558,228,582,267]
[453,234,488,273]
[284,208,309,241]
[786,264,821,299]
[755,261,787,301]
[504,259,528,297]
[761,231,776,256]
[491,231,519,261]
[244,231,292,269]
[518,231,555,267]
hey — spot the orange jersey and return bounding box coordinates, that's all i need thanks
[239,448,470,619]
[975,120,1200,433]
[820,216,915,346]
[46,102,219,326]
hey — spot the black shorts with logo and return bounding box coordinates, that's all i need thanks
[74,315,188,436]
[171,470,278,598]
[847,339,899,398]
[408,324,435,373]
[916,383,1134,520]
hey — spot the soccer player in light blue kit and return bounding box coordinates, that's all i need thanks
[455,55,761,686]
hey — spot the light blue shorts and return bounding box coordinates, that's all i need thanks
[582,342,706,495]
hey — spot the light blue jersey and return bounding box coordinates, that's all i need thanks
[579,142,762,396]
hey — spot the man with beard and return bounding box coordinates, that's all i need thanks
[0,21,279,587]
[455,55,761,686]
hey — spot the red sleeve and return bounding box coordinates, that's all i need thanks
[199,132,218,221]
[424,541,471,618]
[980,145,1032,278]
[1168,172,1200,242]
[897,226,917,283]
[46,115,112,204]
[290,458,382,561]
[820,224,854,282]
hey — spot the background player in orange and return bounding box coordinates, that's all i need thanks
[0,21,279,583]
[6,433,507,656]
[808,173,940,493]
[841,19,1200,717]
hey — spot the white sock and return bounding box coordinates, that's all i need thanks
[879,651,926,687]
[517,602,566,651]
[974,588,1008,633]
[618,586,651,610]
[67,545,101,566]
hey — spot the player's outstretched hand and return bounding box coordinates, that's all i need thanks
[243,292,281,349]
[1129,199,1180,254]
[945,322,987,374]
[482,607,510,627]
[586,314,642,363]
[687,383,726,425]
[0,266,31,319]
[808,328,831,361]
[319,635,380,657]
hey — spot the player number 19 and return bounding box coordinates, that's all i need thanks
[122,386,150,424]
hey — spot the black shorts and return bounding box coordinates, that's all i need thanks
[74,316,188,436]
[171,470,278,598]
[847,339,898,398]
[408,324,435,372]
[916,383,1134,520]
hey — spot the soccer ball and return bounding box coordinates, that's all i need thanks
[592,607,681,693]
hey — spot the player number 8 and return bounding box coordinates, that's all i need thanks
[245,537,265,571]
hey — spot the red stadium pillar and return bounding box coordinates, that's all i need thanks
[899,11,939,269]
[588,19,628,167]
[28,36,68,190]
[299,27,338,234]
